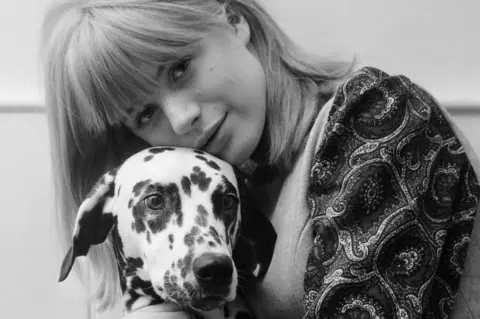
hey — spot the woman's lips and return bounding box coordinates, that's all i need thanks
[197,117,222,150]
[203,125,221,149]
[202,114,226,153]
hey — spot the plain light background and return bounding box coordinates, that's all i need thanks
[0,1,479,319]
[1,0,479,106]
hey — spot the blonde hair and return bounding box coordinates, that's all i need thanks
[40,0,354,312]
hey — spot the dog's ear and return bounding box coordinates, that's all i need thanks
[232,166,277,284]
[232,166,251,200]
[58,168,118,282]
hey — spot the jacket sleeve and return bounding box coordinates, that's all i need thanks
[303,67,480,318]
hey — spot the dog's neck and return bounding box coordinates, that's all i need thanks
[117,255,165,313]
[110,228,163,313]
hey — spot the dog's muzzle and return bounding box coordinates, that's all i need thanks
[188,253,234,310]
[193,253,233,292]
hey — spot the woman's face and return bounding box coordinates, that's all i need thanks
[123,20,266,166]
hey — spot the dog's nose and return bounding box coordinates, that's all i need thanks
[193,253,233,287]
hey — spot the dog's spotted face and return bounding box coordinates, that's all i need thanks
[59,147,243,312]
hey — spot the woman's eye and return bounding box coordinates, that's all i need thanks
[223,194,238,211]
[145,194,165,210]
[136,104,157,128]
[168,57,191,83]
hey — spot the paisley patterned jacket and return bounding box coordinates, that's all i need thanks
[303,67,480,318]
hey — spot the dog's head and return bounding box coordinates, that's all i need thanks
[59,147,244,310]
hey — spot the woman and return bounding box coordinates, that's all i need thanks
[40,0,480,318]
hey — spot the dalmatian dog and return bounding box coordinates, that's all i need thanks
[58,146,276,319]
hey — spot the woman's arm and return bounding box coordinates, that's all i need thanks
[303,67,480,318]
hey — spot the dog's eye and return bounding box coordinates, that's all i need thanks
[145,195,165,210]
[223,194,238,211]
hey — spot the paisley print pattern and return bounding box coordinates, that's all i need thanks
[304,67,480,319]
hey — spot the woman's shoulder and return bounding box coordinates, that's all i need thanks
[304,65,480,319]
[308,64,479,192]
[320,65,450,141]
[332,65,434,111]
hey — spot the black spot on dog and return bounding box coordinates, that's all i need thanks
[169,245,173,250]
[208,241,216,247]
[177,259,184,268]
[191,226,200,236]
[146,231,151,244]
[195,155,221,171]
[130,275,149,291]
[181,176,191,197]
[144,155,154,162]
[117,186,122,197]
[132,179,151,197]
[125,290,141,312]
[190,166,211,191]
[74,185,116,258]
[180,250,194,278]
[125,257,144,275]
[111,225,126,292]
[195,205,208,227]
[193,150,205,155]
[132,183,183,234]
[184,226,200,247]
[131,207,147,233]
[168,234,174,244]
[149,147,175,154]
[128,274,163,305]
[208,226,222,245]
[211,176,239,230]
[163,275,174,295]
[128,198,134,209]
[197,236,205,244]
[177,211,183,227]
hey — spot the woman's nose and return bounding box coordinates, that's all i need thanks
[162,94,201,136]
